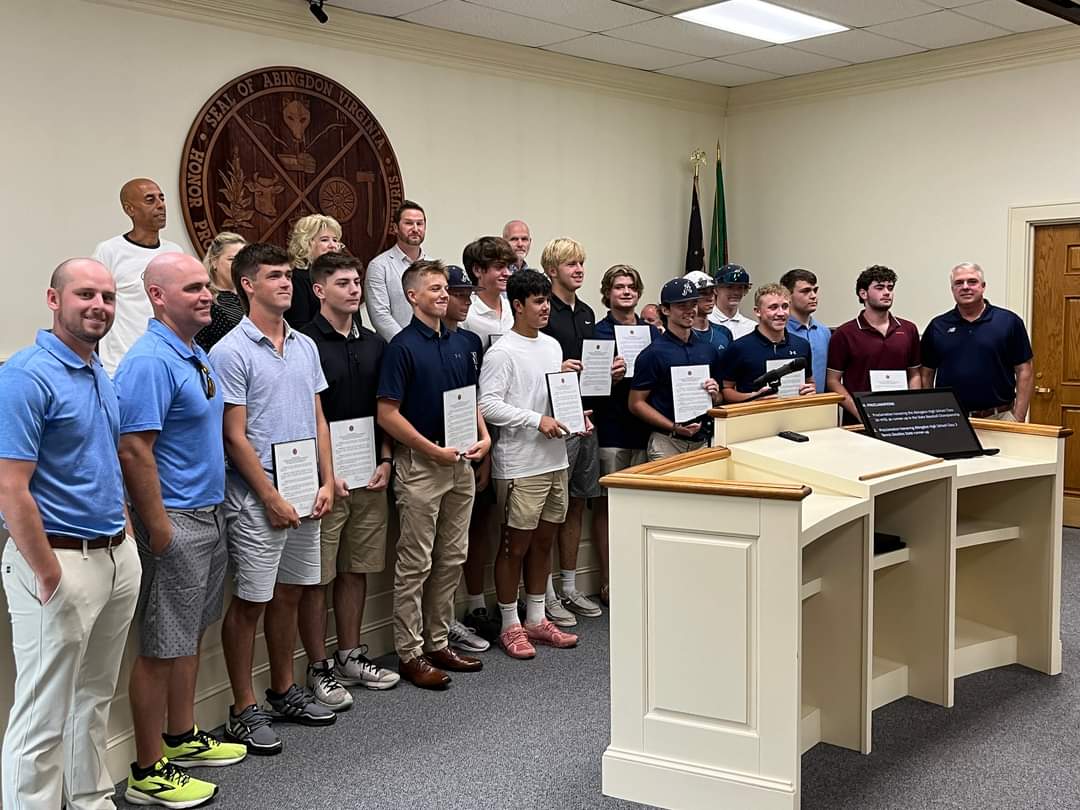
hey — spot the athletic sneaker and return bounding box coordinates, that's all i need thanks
[224,704,282,756]
[525,619,579,648]
[335,645,401,690]
[125,757,217,808]
[265,684,336,726]
[449,619,490,653]
[562,591,602,617]
[545,595,577,628]
[307,658,354,711]
[462,606,501,643]
[162,726,247,767]
[499,624,536,659]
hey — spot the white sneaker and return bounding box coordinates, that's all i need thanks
[562,591,602,617]
[334,645,401,690]
[306,659,353,712]
[448,619,490,653]
[545,596,577,628]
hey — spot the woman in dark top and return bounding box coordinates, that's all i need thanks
[194,231,246,352]
[284,214,342,329]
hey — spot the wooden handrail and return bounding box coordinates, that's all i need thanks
[601,472,811,500]
[969,418,1073,439]
[709,393,843,419]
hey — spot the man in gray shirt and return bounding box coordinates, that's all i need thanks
[365,200,428,341]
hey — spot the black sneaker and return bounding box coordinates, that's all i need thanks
[462,607,502,643]
[265,684,336,727]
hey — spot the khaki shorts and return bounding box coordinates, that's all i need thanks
[319,487,389,585]
[597,447,648,495]
[647,431,706,461]
[495,470,569,531]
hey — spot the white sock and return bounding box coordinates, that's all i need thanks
[545,574,558,601]
[499,601,520,633]
[467,594,486,613]
[561,568,578,597]
[525,593,546,626]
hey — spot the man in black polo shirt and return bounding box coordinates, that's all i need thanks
[722,283,815,402]
[377,260,491,689]
[298,253,400,711]
[920,262,1033,420]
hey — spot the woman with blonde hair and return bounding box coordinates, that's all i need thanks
[194,231,246,351]
[284,214,342,328]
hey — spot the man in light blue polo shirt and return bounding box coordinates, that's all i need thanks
[0,258,141,810]
[209,243,338,754]
[115,253,245,808]
[780,268,830,393]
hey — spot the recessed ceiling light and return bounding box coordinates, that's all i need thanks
[675,0,847,44]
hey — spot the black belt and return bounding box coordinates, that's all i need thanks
[969,402,1013,418]
[47,530,125,550]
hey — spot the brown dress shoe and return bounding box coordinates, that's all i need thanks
[425,646,483,672]
[398,655,451,689]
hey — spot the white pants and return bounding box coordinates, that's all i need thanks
[1,537,140,810]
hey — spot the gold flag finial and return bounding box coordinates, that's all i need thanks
[690,149,707,178]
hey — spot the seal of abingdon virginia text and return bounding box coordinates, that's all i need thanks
[180,66,404,264]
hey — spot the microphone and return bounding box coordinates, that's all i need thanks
[750,356,808,389]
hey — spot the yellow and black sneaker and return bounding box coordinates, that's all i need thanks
[125,757,217,808]
[163,725,247,767]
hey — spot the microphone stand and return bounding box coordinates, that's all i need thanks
[744,380,781,403]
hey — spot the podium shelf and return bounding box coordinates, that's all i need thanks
[873,547,910,571]
[872,656,909,710]
[956,518,1020,550]
[800,578,822,601]
[955,617,1017,677]
[800,705,821,755]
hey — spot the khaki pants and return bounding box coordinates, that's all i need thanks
[647,431,706,461]
[2,537,140,810]
[392,448,475,661]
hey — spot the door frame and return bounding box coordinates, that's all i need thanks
[1006,201,1080,323]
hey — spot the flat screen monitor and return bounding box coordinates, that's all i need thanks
[854,388,992,459]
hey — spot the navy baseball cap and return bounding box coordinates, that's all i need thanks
[446,265,477,291]
[660,277,701,305]
[715,264,751,286]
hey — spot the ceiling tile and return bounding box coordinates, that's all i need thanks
[626,0,707,12]
[401,0,587,46]
[545,33,700,69]
[769,0,939,28]
[462,0,658,32]
[790,28,925,61]
[604,15,766,58]
[724,45,849,75]
[867,9,1011,48]
[953,0,1068,32]
[660,59,783,85]
[327,0,443,16]
[920,0,991,7]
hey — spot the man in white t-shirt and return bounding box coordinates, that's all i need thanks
[92,177,183,374]
[462,236,515,348]
[478,269,579,659]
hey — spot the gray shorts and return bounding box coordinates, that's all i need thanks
[565,432,602,500]
[223,474,322,603]
[132,504,228,659]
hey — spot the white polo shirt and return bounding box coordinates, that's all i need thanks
[463,293,514,349]
[708,307,757,340]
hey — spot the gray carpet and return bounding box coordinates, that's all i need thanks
[116,530,1080,810]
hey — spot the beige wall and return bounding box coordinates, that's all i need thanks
[724,50,1080,330]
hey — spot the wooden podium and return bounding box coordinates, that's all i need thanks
[600,394,1069,810]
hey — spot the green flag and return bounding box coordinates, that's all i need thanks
[708,141,728,274]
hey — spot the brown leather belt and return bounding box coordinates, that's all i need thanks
[47,531,126,550]
[968,402,1013,418]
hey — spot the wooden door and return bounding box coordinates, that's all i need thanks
[1031,223,1080,527]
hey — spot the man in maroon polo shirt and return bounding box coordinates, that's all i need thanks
[826,265,922,423]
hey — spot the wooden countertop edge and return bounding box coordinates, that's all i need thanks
[709,393,843,418]
[601,472,812,501]
[621,446,731,475]
[969,418,1073,438]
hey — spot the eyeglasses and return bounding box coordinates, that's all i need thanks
[195,362,216,400]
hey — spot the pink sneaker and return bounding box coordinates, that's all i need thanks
[525,619,578,648]
[500,624,536,660]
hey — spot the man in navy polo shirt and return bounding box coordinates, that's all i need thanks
[722,283,816,402]
[629,277,723,460]
[0,258,141,810]
[377,259,491,689]
[920,262,1033,420]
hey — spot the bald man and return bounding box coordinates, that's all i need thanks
[0,259,141,809]
[115,254,244,807]
[502,220,532,273]
[93,178,184,375]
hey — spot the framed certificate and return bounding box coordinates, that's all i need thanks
[271,437,320,517]
[614,325,651,378]
[546,371,587,435]
[329,417,376,490]
[579,339,615,397]
[443,385,478,452]
[671,364,712,423]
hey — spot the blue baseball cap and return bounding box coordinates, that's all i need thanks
[660,277,701,305]
[446,265,477,291]
[715,264,751,286]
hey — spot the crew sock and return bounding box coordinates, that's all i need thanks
[467,593,487,613]
[525,593,546,626]
[499,601,520,633]
[560,569,578,597]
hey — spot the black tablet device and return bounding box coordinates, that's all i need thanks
[854,388,998,460]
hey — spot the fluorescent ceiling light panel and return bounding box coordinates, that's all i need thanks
[675,0,848,44]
